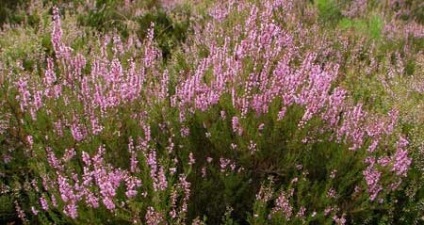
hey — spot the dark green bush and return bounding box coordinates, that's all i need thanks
[0,0,28,26]
[137,8,191,61]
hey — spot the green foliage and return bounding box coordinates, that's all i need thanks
[0,0,29,26]
[338,14,383,40]
[76,0,130,38]
[315,0,343,25]
[136,8,191,61]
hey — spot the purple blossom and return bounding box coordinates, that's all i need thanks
[272,191,293,219]
[333,214,347,225]
[156,166,168,191]
[363,164,382,201]
[71,122,85,142]
[39,195,49,210]
[64,202,78,219]
[392,136,411,177]
[145,206,163,225]
[231,116,243,136]
[188,152,195,165]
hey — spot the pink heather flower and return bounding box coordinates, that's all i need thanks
[258,123,265,132]
[144,24,159,68]
[16,77,31,112]
[112,35,124,55]
[397,135,409,148]
[338,103,366,150]
[145,206,163,225]
[191,217,205,225]
[160,70,169,100]
[169,209,177,219]
[64,202,78,219]
[324,207,333,216]
[392,136,411,177]
[296,164,303,170]
[178,174,191,214]
[327,188,337,198]
[30,179,39,192]
[143,125,152,143]
[201,167,207,177]
[44,57,57,87]
[31,207,39,215]
[128,138,139,173]
[363,164,382,201]
[102,197,115,210]
[297,206,306,218]
[231,116,243,135]
[333,214,347,225]
[156,166,168,191]
[26,135,33,149]
[209,2,230,21]
[147,150,157,177]
[47,147,63,171]
[377,156,391,166]
[386,109,398,135]
[51,195,58,207]
[230,162,236,171]
[169,167,177,175]
[323,87,346,126]
[272,191,293,219]
[71,123,85,142]
[354,185,361,193]
[207,157,213,163]
[53,83,62,98]
[367,139,379,153]
[220,110,226,119]
[390,179,403,191]
[90,116,103,135]
[33,90,43,111]
[188,152,196,165]
[179,111,186,123]
[58,175,74,203]
[181,127,190,137]
[54,120,64,137]
[14,201,26,221]
[125,176,142,198]
[51,7,62,53]
[277,107,287,121]
[109,58,123,83]
[248,140,258,154]
[256,184,273,203]
[230,143,237,150]
[63,148,76,162]
[40,196,49,210]
[81,151,91,166]
[220,158,231,173]
[84,191,99,208]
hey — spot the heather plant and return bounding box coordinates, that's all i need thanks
[1,0,424,224]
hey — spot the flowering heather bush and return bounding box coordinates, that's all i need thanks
[1,0,424,224]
